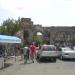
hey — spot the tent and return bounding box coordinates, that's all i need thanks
[0,35,21,69]
[0,35,21,43]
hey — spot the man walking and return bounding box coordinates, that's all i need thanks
[23,46,29,64]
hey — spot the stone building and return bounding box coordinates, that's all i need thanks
[49,27,75,46]
[16,18,75,46]
[16,18,34,45]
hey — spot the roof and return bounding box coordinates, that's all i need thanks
[0,35,21,43]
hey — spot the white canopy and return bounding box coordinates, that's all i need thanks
[0,35,21,43]
[37,32,42,35]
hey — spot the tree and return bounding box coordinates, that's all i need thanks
[0,18,21,35]
[32,34,42,46]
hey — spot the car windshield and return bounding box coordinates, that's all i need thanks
[62,47,73,51]
[42,46,56,51]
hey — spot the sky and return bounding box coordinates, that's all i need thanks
[0,0,75,27]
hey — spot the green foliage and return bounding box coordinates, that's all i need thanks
[32,34,42,46]
[0,18,21,35]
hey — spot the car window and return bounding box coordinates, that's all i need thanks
[62,47,73,51]
[42,46,56,51]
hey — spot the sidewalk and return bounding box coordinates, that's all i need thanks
[0,56,24,75]
[0,56,37,75]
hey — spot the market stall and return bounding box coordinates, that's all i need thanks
[0,35,21,69]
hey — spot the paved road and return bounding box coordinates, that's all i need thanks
[0,59,75,75]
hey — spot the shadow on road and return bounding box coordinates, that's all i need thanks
[0,63,13,70]
[37,59,57,64]
[62,59,75,62]
[20,61,33,65]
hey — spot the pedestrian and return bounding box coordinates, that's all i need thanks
[30,43,36,63]
[27,45,30,60]
[0,44,4,57]
[20,48,24,61]
[23,46,29,64]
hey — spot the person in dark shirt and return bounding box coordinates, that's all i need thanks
[0,44,5,57]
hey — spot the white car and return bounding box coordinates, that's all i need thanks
[58,47,75,60]
[73,47,75,50]
[37,45,58,62]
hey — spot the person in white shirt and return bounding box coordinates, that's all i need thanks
[23,47,29,64]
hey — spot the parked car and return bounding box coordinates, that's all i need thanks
[58,47,75,60]
[36,45,58,62]
[73,47,75,50]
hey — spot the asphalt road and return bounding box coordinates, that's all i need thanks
[0,59,75,75]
